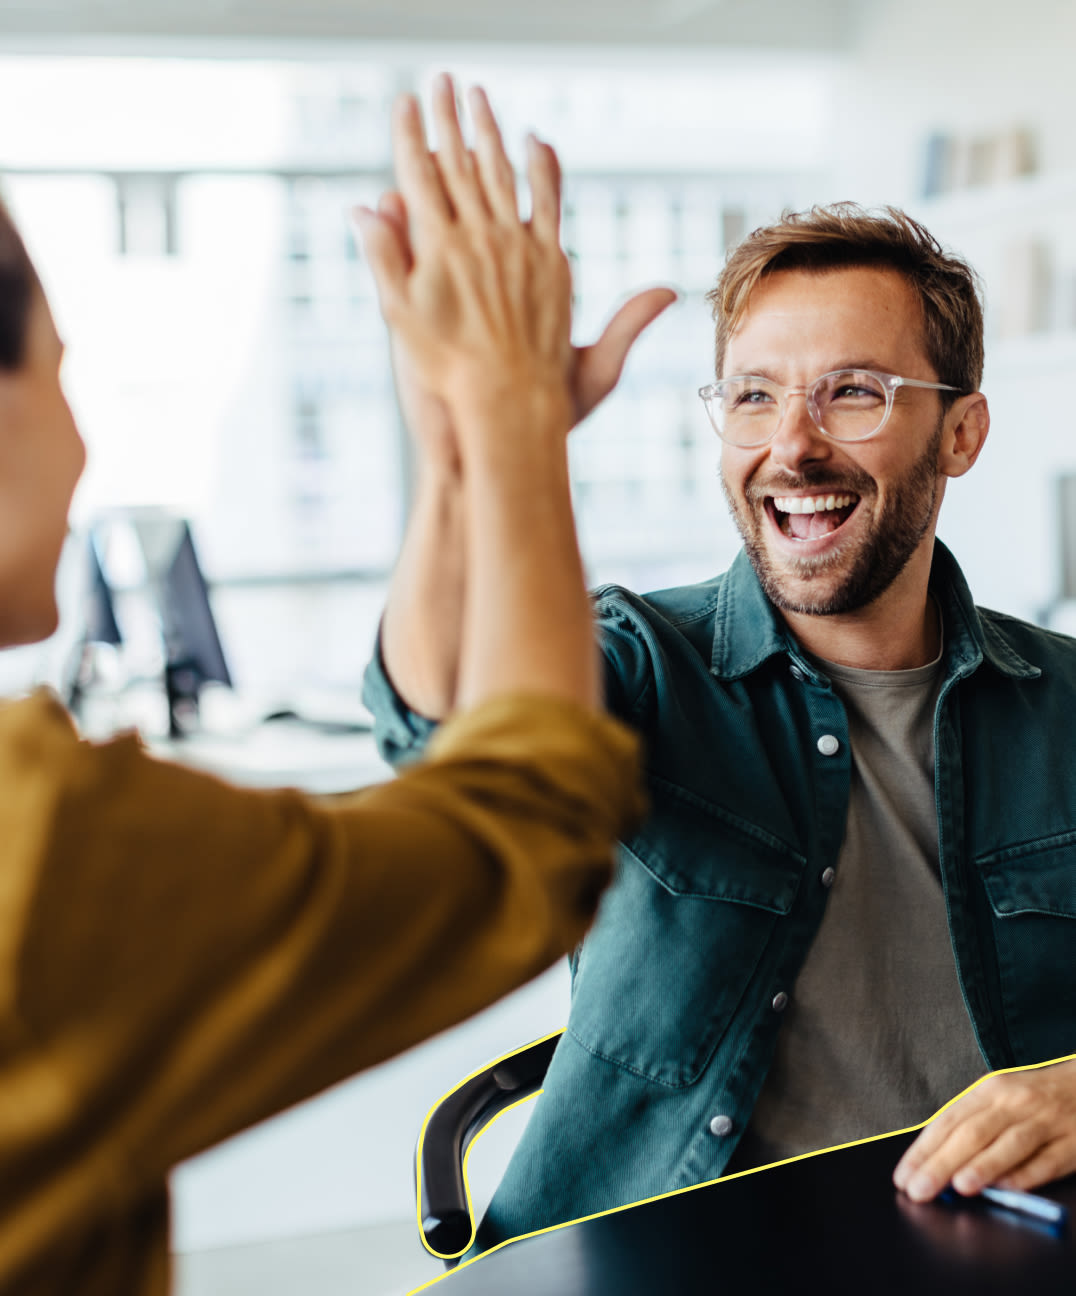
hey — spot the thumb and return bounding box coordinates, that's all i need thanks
[376,190,415,271]
[573,286,678,421]
[351,205,409,319]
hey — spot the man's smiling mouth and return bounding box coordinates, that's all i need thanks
[766,493,860,541]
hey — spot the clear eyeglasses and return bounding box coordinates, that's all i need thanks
[697,369,963,447]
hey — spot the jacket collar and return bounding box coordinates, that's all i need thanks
[710,539,1040,684]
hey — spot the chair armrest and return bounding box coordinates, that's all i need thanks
[416,1031,561,1264]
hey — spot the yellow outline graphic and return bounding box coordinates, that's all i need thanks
[407,1050,1076,1292]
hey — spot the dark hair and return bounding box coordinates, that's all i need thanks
[706,203,984,398]
[0,198,38,371]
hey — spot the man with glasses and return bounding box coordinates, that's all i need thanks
[364,193,1076,1251]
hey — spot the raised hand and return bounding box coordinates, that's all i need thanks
[358,76,673,722]
[372,190,460,477]
[354,79,675,463]
[356,74,624,713]
[568,288,680,423]
[355,77,575,438]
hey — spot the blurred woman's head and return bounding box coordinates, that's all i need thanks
[0,200,37,371]
[0,200,85,646]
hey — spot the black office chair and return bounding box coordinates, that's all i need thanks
[416,1030,561,1266]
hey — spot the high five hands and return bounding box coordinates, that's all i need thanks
[353,73,676,469]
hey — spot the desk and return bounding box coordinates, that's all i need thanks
[423,1130,1076,1295]
[148,717,391,794]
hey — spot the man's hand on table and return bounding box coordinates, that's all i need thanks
[893,1055,1076,1202]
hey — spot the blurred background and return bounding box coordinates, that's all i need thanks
[2,0,1075,1292]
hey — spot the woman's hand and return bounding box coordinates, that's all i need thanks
[354,77,675,464]
[356,76,574,433]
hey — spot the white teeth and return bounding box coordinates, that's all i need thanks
[772,494,855,515]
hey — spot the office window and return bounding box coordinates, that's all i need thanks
[0,50,834,691]
[116,174,178,257]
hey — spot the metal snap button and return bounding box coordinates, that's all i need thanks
[817,734,839,756]
[709,1114,733,1137]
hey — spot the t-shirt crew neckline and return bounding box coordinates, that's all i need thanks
[805,600,944,689]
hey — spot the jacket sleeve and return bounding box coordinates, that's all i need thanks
[361,628,442,769]
[1,688,643,1207]
[363,590,650,770]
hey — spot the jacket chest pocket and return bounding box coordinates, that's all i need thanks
[978,836,1076,1063]
[567,787,804,1088]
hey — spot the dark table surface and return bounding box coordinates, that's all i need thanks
[417,1129,1076,1295]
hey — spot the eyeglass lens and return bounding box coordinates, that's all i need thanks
[711,370,889,444]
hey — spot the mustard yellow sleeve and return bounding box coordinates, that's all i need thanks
[0,689,642,1215]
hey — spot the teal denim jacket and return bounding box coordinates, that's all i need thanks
[362,541,1076,1249]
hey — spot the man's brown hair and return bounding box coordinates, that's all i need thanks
[707,203,984,399]
[0,197,38,372]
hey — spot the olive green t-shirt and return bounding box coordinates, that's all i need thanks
[728,644,987,1172]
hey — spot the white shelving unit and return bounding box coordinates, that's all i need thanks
[906,172,1076,622]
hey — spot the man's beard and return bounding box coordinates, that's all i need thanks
[720,424,943,617]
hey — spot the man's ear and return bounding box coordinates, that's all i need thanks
[938,392,989,480]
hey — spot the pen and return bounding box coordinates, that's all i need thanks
[939,1184,1069,1228]
[979,1186,1068,1227]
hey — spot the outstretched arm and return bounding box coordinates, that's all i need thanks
[359,78,596,709]
[361,188,467,719]
[1,85,651,1286]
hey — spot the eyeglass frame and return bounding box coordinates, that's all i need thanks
[697,368,965,447]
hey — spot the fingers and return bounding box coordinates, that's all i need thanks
[948,1122,1055,1195]
[390,76,539,241]
[467,86,519,224]
[429,73,489,220]
[369,75,577,415]
[527,134,563,245]
[355,191,413,277]
[351,206,408,319]
[903,1119,1047,1202]
[391,93,452,249]
[893,1061,1076,1203]
[894,1079,1020,1201]
[573,287,679,421]
[893,1104,981,1202]
[377,190,410,238]
[945,1113,1037,1197]
[995,1133,1076,1191]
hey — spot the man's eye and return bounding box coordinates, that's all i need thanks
[832,384,882,401]
[733,388,775,407]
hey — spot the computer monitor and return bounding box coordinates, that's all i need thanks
[83,534,123,648]
[127,515,232,737]
[64,532,123,714]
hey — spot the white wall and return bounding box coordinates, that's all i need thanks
[836,0,1076,204]
[826,0,1076,620]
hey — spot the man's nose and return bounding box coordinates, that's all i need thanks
[767,389,830,471]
